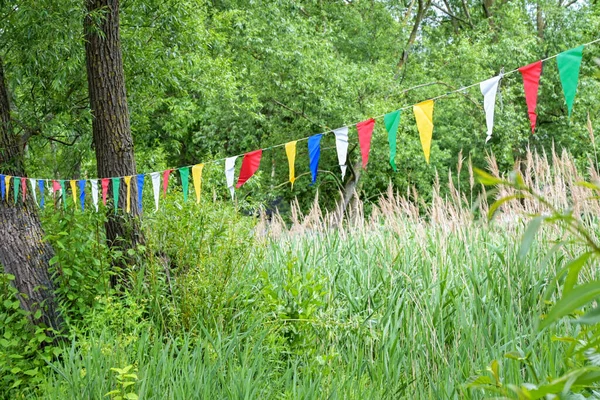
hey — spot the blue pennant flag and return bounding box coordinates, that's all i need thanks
[308,134,323,185]
[136,174,145,212]
[0,174,4,200]
[38,180,45,208]
[78,180,86,211]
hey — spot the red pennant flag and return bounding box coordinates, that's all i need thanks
[101,178,109,206]
[162,169,172,197]
[356,118,376,169]
[52,180,61,196]
[21,178,26,201]
[236,149,262,188]
[518,61,542,134]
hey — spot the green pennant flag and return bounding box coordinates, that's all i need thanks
[179,167,190,202]
[60,180,67,210]
[557,45,584,118]
[13,177,19,204]
[112,177,120,214]
[384,110,401,172]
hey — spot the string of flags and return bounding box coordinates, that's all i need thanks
[0,40,597,213]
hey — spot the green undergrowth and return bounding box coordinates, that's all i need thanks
[0,194,588,398]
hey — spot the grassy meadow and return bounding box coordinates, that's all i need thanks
[3,149,599,399]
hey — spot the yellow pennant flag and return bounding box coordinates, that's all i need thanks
[5,175,11,201]
[413,100,434,164]
[70,180,78,207]
[285,141,297,187]
[192,164,204,203]
[124,176,132,213]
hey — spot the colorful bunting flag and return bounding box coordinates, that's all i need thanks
[480,74,502,142]
[13,177,19,204]
[124,176,132,213]
[20,177,26,202]
[101,178,109,206]
[162,169,172,198]
[413,100,434,164]
[384,110,401,171]
[52,180,61,197]
[179,168,190,202]
[225,156,237,200]
[557,45,584,117]
[0,174,4,201]
[59,180,66,210]
[150,172,161,211]
[112,177,120,214]
[90,179,99,211]
[29,178,37,206]
[236,149,262,188]
[38,180,45,208]
[136,174,145,212]
[6,176,12,202]
[518,61,542,134]
[78,180,86,211]
[333,127,348,179]
[70,180,78,208]
[192,164,204,203]
[308,134,323,185]
[285,141,297,186]
[357,119,375,169]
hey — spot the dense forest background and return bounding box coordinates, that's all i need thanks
[2,0,599,212]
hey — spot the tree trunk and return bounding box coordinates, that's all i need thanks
[0,58,63,331]
[84,0,143,285]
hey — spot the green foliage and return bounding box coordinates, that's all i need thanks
[105,365,139,400]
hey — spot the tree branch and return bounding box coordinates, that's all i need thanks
[432,2,468,24]
[269,99,329,130]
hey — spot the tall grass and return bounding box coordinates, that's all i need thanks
[13,148,598,398]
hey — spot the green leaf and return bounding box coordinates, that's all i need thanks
[34,309,42,320]
[473,168,504,186]
[488,194,525,220]
[563,252,592,296]
[540,281,600,330]
[124,393,139,400]
[518,216,544,263]
[574,306,600,325]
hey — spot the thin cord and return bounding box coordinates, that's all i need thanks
[7,38,600,182]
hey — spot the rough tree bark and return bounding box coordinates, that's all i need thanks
[0,58,63,331]
[84,0,143,285]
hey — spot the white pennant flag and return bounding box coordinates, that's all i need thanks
[150,172,161,211]
[333,126,349,179]
[225,156,238,200]
[480,74,502,143]
[90,179,99,211]
[29,178,37,206]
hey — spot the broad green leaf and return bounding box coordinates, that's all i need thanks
[518,216,544,263]
[473,168,504,186]
[540,282,600,330]
[488,194,525,221]
[563,252,592,295]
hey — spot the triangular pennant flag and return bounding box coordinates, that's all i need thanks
[29,178,37,206]
[0,174,4,201]
[112,177,120,213]
[13,177,19,204]
[90,179,99,212]
[101,178,109,206]
[308,134,323,185]
[78,180,86,211]
[225,156,238,200]
[192,164,204,204]
[52,180,61,197]
[124,176,132,213]
[59,180,66,210]
[179,167,190,202]
[162,169,172,198]
[6,176,12,202]
[20,177,26,202]
[70,180,78,208]
[518,61,542,134]
[38,180,45,209]
[413,100,434,164]
[150,172,161,211]
[480,74,502,142]
[236,149,262,188]
[136,174,145,212]
[384,110,401,172]
[333,127,348,179]
[557,45,584,117]
[356,119,375,169]
[285,141,297,186]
